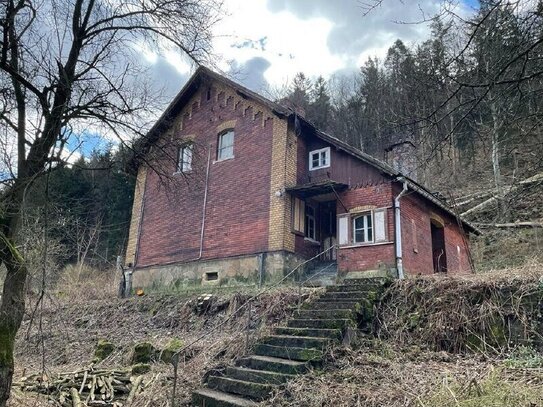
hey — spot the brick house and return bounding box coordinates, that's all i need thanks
[125,67,477,288]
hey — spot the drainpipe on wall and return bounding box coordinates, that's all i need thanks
[197,146,212,260]
[394,178,409,280]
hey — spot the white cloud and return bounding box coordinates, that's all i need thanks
[214,0,344,87]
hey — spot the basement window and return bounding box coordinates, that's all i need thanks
[309,147,330,170]
[205,271,219,281]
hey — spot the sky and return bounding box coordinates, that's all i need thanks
[144,0,476,97]
[75,0,478,157]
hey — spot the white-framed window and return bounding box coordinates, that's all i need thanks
[217,130,234,160]
[309,147,330,170]
[305,204,316,240]
[353,213,373,243]
[177,144,193,173]
[338,208,388,246]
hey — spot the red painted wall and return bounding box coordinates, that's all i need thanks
[136,88,273,267]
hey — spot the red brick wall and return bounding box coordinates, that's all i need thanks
[336,183,396,273]
[396,184,471,275]
[136,88,274,267]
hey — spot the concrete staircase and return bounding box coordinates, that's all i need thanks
[192,278,388,406]
[300,261,338,287]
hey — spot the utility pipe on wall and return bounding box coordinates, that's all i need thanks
[394,178,409,280]
[198,146,212,260]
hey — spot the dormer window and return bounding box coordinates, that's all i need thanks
[309,147,330,170]
[177,144,193,173]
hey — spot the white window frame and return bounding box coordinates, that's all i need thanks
[176,144,193,173]
[352,212,374,244]
[309,147,331,170]
[217,130,234,161]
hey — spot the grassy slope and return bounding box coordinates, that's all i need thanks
[9,264,543,407]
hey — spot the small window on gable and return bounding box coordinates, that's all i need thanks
[309,147,330,170]
[217,130,234,160]
[353,213,373,244]
[177,144,193,173]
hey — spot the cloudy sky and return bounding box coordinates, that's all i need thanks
[146,0,476,97]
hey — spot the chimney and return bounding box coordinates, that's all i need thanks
[385,140,418,181]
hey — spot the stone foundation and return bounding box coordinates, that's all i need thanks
[131,251,307,290]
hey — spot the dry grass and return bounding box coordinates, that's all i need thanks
[265,340,543,407]
[377,260,543,354]
[11,278,314,407]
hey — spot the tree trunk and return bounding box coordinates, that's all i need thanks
[0,182,28,407]
[0,259,27,407]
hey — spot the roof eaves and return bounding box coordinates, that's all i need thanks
[402,177,481,235]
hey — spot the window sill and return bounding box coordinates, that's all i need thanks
[304,237,320,245]
[173,170,192,175]
[214,156,234,164]
[309,164,330,171]
[339,241,393,249]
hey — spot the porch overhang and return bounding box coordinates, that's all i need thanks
[286,180,348,198]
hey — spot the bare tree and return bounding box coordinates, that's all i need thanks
[0,0,221,404]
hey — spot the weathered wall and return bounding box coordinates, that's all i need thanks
[397,184,472,275]
[132,250,305,289]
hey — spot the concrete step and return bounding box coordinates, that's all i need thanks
[254,344,323,362]
[192,388,258,407]
[261,334,330,349]
[319,291,370,301]
[287,318,351,330]
[208,375,275,401]
[273,326,342,340]
[309,301,361,310]
[297,308,354,319]
[326,284,382,293]
[341,278,389,287]
[237,355,309,375]
[226,366,294,385]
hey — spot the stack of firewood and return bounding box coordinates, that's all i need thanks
[15,367,149,406]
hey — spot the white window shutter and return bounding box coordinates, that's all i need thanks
[338,215,349,246]
[374,209,387,242]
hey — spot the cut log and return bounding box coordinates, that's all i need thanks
[70,387,81,407]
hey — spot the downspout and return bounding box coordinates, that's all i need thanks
[394,178,409,280]
[197,145,212,260]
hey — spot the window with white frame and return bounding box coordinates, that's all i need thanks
[217,130,234,160]
[177,144,193,173]
[338,208,388,246]
[353,213,373,243]
[309,147,330,170]
[305,204,316,240]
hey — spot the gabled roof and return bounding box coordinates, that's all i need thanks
[138,66,479,234]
